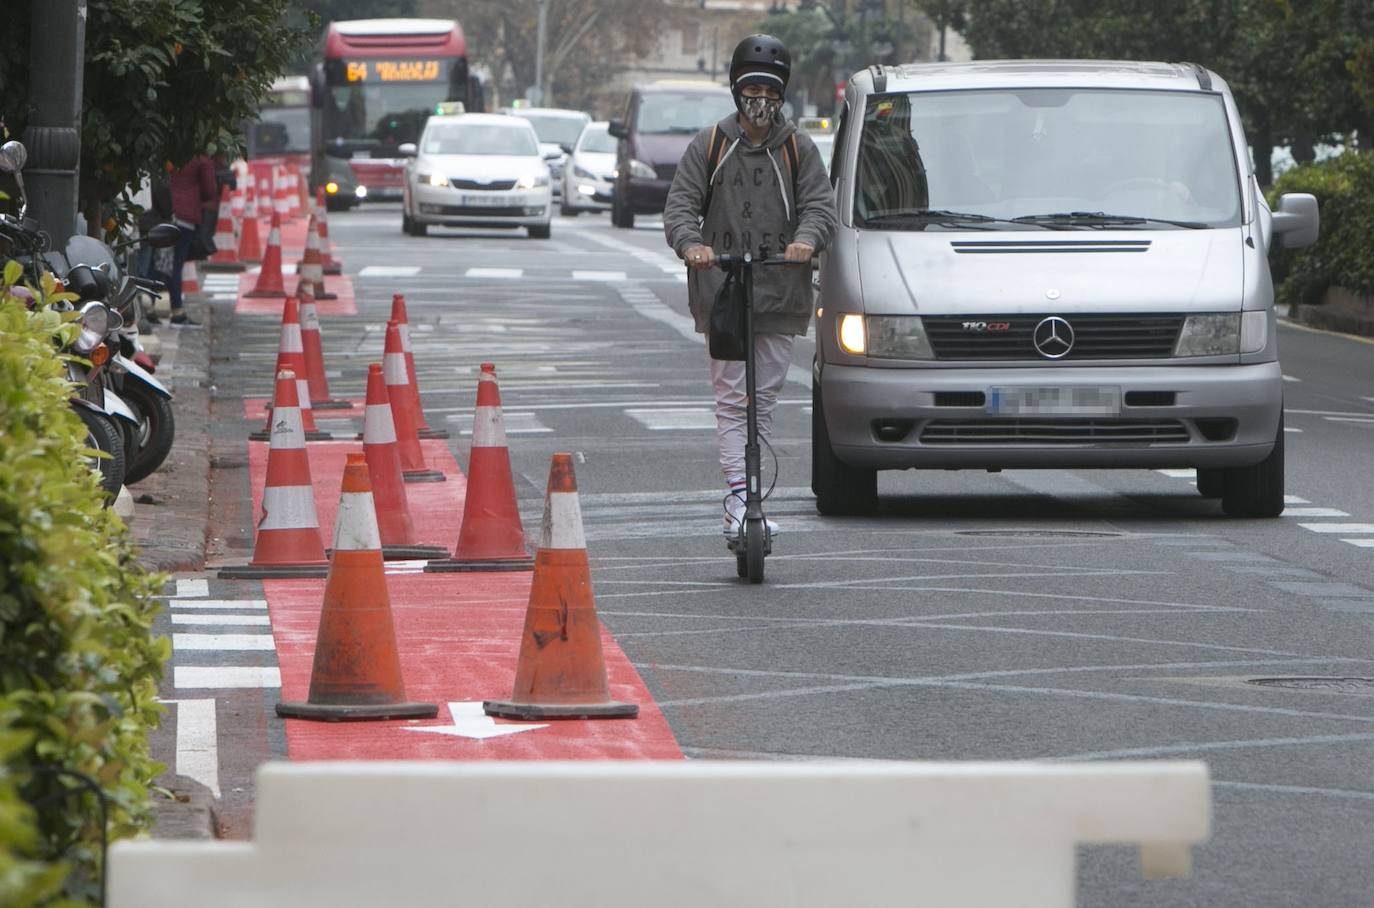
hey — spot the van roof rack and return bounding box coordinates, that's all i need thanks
[868,64,887,93]
[1182,62,1212,91]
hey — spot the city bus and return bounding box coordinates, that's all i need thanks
[313,18,484,203]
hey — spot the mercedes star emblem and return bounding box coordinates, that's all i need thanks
[1033,316,1074,359]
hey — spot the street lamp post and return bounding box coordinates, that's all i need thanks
[532,0,549,106]
[24,0,87,242]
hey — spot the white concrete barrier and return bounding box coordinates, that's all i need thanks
[109,760,1209,907]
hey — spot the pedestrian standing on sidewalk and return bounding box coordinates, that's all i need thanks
[167,153,218,325]
[663,34,837,537]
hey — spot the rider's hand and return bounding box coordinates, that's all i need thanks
[684,244,715,271]
[783,242,815,264]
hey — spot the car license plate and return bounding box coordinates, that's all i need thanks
[988,386,1121,416]
[461,194,516,208]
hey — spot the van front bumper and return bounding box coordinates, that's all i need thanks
[820,361,1282,470]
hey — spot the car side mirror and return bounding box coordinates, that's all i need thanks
[146,223,182,248]
[397,143,418,158]
[608,120,628,140]
[1271,192,1318,249]
[559,143,574,155]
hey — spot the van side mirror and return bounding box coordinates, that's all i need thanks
[397,143,417,158]
[1272,192,1319,249]
[608,120,628,140]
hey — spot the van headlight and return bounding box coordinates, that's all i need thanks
[1240,310,1267,354]
[839,314,934,359]
[1175,314,1240,356]
[628,159,656,180]
[516,172,550,190]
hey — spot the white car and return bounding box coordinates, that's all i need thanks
[399,114,553,239]
[500,107,591,201]
[560,121,617,215]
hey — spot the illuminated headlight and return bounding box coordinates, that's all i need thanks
[628,159,656,180]
[354,185,368,199]
[1175,314,1240,356]
[325,181,340,194]
[838,314,866,355]
[418,172,449,188]
[73,303,109,354]
[577,184,596,195]
[516,173,551,190]
[1240,310,1267,354]
[839,314,934,359]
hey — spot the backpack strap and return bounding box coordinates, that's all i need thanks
[700,125,729,219]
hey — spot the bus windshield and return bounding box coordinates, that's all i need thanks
[250,106,311,156]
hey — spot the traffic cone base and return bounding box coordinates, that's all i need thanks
[425,555,534,573]
[249,427,334,442]
[219,563,330,580]
[403,469,447,483]
[418,427,451,440]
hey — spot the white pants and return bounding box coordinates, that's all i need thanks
[709,333,795,483]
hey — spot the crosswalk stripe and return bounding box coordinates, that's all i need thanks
[1282,507,1352,518]
[167,598,268,610]
[625,408,717,430]
[359,265,421,277]
[173,633,276,651]
[573,270,627,282]
[172,614,271,626]
[1341,539,1374,548]
[174,666,281,689]
[1299,523,1374,534]
[175,578,209,598]
[465,268,522,279]
[446,411,553,435]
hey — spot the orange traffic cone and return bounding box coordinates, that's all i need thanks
[298,282,350,410]
[390,294,449,439]
[181,260,204,302]
[427,363,533,573]
[484,454,638,720]
[316,188,342,275]
[297,214,337,300]
[205,186,244,271]
[219,369,330,579]
[244,209,286,298]
[362,364,448,560]
[230,183,246,231]
[273,164,292,221]
[251,293,332,441]
[292,163,310,218]
[237,185,264,264]
[276,453,438,721]
[386,320,445,483]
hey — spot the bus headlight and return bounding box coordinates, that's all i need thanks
[1175,314,1240,356]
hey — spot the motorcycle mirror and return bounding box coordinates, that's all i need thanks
[145,223,182,248]
[0,141,27,174]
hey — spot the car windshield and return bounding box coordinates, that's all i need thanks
[251,106,311,155]
[853,88,1242,229]
[517,113,589,146]
[422,124,539,156]
[578,125,617,154]
[636,91,736,134]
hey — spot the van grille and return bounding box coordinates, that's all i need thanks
[923,314,1183,360]
[919,418,1190,445]
[951,240,1152,254]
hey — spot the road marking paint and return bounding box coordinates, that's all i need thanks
[401,701,548,740]
[465,267,523,279]
[1284,427,1304,433]
[446,411,553,435]
[1298,523,1374,534]
[1048,731,1374,762]
[161,699,220,797]
[167,598,268,610]
[173,633,276,651]
[1285,495,1311,504]
[1282,507,1352,518]
[1213,781,1374,803]
[1324,416,1374,424]
[358,265,421,277]
[572,270,627,281]
[1341,538,1374,548]
[175,578,209,598]
[625,407,717,430]
[1282,374,1302,382]
[1288,407,1374,417]
[172,614,271,626]
[174,666,281,688]
[1155,469,1195,478]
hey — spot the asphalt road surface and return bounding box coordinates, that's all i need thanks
[169,202,1374,905]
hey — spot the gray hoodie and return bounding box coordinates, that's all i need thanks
[664,114,837,336]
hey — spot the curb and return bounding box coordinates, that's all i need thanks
[149,773,219,840]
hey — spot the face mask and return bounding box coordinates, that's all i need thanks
[739,95,781,129]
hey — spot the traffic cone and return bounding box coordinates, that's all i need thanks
[316,187,342,275]
[276,453,438,721]
[219,369,330,580]
[385,320,445,483]
[484,454,638,720]
[205,185,245,271]
[244,209,287,298]
[273,165,292,221]
[297,214,337,300]
[237,185,264,265]
[298,282,351,410]
[181,260,204,302]
[292,163,310,218]
[361,364,448,560]
[251,293,332,441]
[427,363,533,572]
[230,182,246,229]
[389,294,449,440]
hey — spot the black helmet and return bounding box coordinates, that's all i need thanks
[729,34,791,95]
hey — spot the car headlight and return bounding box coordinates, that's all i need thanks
[354,185,368,199]
[573,164,595,180]
[1175,314,1240,356]
[838,314,934,359]
[628,159,656,180]
[516,173,551,190]
[418,172,449,188]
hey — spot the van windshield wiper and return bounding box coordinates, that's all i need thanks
[860,210,1045,229]
[1012,211,1208,229]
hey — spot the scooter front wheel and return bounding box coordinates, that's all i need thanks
[745,519,766,584]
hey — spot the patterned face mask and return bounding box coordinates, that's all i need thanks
[739,95,782,128]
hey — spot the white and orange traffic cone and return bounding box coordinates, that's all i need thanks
[230,182,246,233]
[316,187,342,275]
[219,369,330,580]
[181,259,204,302]
[362,364,447,560]
[276,453,438,721]
[484,454,638,720]
[389,294,448,439]
[205,185,245,271]
[251,293,332,441]
[297,281,350,410]
[292,163,310,219]
[297,214,336,300]
[385,320,445,483]
[244,209,287,298]
[237,184,264,265]
[273,165,292,221]
[427,363,533,572]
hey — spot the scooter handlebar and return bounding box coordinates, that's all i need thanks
[714,253,807,270]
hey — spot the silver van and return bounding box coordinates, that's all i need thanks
[814,61,1319,518]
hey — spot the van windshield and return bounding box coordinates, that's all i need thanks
[853,88,1242,229]
[637,92,737,135]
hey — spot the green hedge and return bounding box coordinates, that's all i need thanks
[1269,151,1374,309]
[0,265,169,906]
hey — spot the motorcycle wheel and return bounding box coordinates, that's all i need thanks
[73,405,125,503]
[121,383,176,486]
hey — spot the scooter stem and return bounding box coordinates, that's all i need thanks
[742,260,763,522]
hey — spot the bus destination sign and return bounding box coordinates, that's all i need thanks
[344,59,449,83]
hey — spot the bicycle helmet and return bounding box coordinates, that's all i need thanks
[729,34,791,98]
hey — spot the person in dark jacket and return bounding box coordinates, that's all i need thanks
[166,154,217,325]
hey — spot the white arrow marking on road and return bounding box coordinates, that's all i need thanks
[401,701,547,740]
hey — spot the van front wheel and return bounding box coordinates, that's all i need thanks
[1221,415,1284,518]
[812,379,877,516]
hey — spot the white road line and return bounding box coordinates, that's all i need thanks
[446,411,554,434]
[465,267,523,279]
[1284,427,1304,433]
[175,578,209,598]
[1282,374,1301,382]
[625,407,717,430]
[167,598,268,610]
[1282,507,1352,518]
[573,270,627,281]
[174,666,281,688]
[1341,538,1374,548]
[1324,416,1374,425]
[172,633,276,651]
[171,614,272,626]
[1285,495,1311,504]
[1298,523,1374,534]
[1155,469,1195,478]
[358,265,421,277]
[161,699,220,797]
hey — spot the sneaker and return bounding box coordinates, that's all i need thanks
[169,312,201,327]
[722,489,779,537]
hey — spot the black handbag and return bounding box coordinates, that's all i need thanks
[708,268,748,361]
[187,210,217,261]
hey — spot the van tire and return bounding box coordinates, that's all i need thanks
[812,379,877,516]
[1221,414,1284,518]
[1196,468,1225,498]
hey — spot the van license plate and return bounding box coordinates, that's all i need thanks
[988,386,1121,416]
